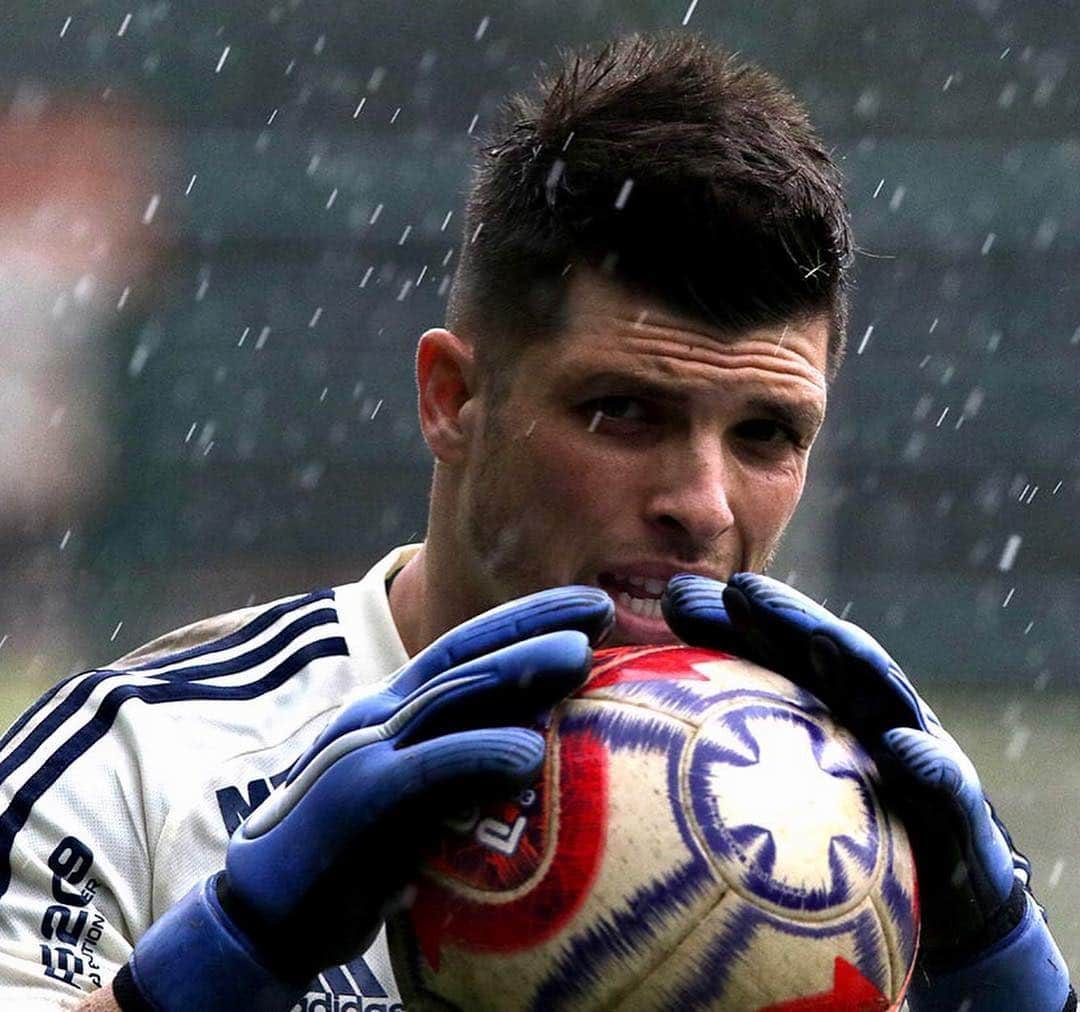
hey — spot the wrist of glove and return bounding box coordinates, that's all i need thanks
[908,883,1073,1012]
[116,874,306,1012]
[118,584,613,1011]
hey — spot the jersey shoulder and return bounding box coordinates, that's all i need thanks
[110,600,270,669]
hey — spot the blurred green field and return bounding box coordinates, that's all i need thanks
[1,671,1076,975]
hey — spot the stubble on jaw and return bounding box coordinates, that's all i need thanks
[460,402,552,605]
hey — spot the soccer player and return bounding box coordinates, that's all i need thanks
[0,33,1072,1012]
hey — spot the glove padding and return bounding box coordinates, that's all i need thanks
[664,572,1072,1011]
[124,585,613,1011]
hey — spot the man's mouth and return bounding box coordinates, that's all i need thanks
[597,572,666,621]
[594,571,681,645]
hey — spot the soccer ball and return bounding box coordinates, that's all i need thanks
[389,645,919,1010]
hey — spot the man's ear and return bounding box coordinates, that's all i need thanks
[416,328,479,463]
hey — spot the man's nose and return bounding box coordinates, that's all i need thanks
[644,436,735,548]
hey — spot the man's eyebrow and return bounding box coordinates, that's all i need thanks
[564,369,693,402]
[743,395,825,434]
[565,370,824,432]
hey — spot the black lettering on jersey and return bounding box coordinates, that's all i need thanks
[47,837,94,907]
[216,767,290,836]
[41,905,88,945]
[40,944,84,988]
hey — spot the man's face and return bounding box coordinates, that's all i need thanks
[454,273,830,646]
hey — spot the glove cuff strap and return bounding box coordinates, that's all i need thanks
[908,891,1072,1012]
[125,874,306,1012]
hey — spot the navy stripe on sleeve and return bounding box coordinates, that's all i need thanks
[131,589,336,672]
[0,589,334,756]
[0,606,339,791]
[0,635,349,899]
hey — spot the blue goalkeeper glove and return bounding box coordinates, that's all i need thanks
[117,585,613,1011]
[664,571,1074,1012]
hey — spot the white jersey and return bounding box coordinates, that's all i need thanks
[0,544,420,1010]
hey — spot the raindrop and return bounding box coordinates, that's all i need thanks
[1048,859,1065,889]
[142,194,160,224]
[1004,725,1029,759]
[998,534,1022,572]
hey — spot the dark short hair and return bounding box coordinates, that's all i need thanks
[447,32,853,385]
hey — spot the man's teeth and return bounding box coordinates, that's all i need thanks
[617,590,664,620]
[625,575,666,595]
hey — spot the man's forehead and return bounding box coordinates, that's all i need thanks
[558,271,831,382]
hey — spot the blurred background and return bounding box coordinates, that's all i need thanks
[1,0,1077,967]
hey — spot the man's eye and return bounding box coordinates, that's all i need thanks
[585,397,649,428]
[735,419,799,445]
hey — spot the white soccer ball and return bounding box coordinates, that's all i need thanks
[389,645,919,1010]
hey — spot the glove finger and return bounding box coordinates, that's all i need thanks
[805,633,928,750]
[291,591,609,782]
[244,721,546,842]
[387,726,547,809]
[726,572,928,738]
[724,573,840,670]
[285,629,589,790]
[394,585,613,697]
[880,727,1015,913]
[880,726,970,801]
[661,575,742,654]
[392,629,593,746]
